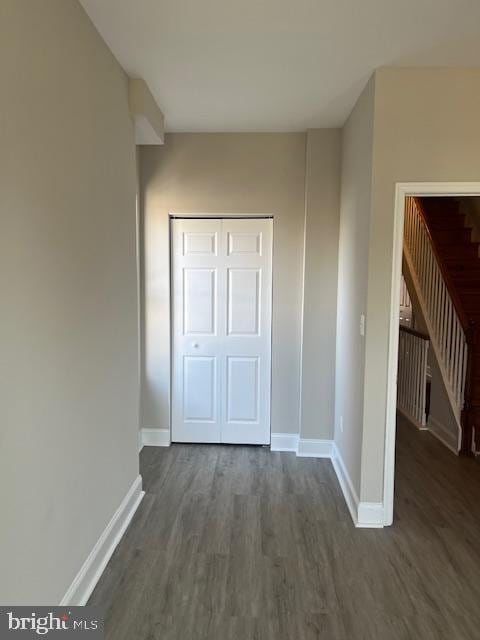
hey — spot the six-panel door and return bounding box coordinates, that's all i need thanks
[171,218,273,444]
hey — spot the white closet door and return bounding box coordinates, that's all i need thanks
[171,218,272,444]
[221,219,272,444]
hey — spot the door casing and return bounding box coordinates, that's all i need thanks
[385,183,480,526]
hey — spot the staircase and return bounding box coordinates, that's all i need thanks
[421,197,480,453]
[404,196,479,454]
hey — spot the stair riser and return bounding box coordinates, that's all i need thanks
[431,231,473,244]
[450,275,480,286]
[443,258,480,269]
[452,273,480,282]
[456,284,480,292]
[426,213,465,224]
[441,249,480,260]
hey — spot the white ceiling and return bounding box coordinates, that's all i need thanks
[80,0,480,132]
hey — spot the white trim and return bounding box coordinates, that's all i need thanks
[397,407,428,432]
[168,212,274,219]
[271,437,384,527]
[60,475,144,606]
[270,432,299,452]
[141,428,171,448]
[385,182,480,527]
[357,502,385,528]
[145,430,384,528]
[331,444,385,528]
[270,434,333,458]
[297,438,333,458]
[331,443,359,525]
[428,417,459,455]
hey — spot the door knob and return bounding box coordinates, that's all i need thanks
[192,342,199,348]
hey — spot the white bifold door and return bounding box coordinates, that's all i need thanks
[171,218,273,444]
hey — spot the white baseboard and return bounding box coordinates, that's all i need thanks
[271,436,383,527]
[357,502,385,528]
[297,438,333,458]
[397,407,428,431]
[60,475,144,606]
[270,434,332,458]
[331,444,385,528]
[427,417,459,455]
[140,428,171,450]
[142,430,384,529]
[331,443,359,525]
[270,433,299,452]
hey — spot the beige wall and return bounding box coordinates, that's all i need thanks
[346,69,480,504]
[364,68,480,502]
[140,133,307,435]
[300,130,341,440]
[0,0,139,604]
[334,77,376,494]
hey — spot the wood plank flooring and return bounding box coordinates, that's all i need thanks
[89,417,480,639]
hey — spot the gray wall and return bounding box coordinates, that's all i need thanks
[336,68,480,505]
[363,68,480,502]
[0,0,139,604]
[300,130,341,440]
[334,77,376,495]
[140,133,307,436]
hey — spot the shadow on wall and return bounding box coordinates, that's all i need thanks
[137,134,313,437]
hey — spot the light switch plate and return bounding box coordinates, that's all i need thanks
[360,314,365,337]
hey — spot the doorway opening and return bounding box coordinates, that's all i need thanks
[385,183,480,525]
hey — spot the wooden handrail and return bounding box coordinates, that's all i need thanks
[399,324,429,341]
[413,197,470,332]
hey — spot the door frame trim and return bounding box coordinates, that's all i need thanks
[168,213,275,445]
[170,213,274,219]
[385,182,480,526]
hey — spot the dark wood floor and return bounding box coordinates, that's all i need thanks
[89,417,480,639]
